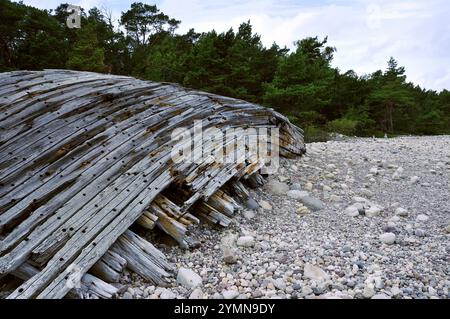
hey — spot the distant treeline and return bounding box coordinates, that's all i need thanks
[1,1,449,139]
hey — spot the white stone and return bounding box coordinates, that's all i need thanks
[237,236,255,247]
[389,216,401,222]
[242,210,255,219]
[353,196,369,203]
[223,290,239,299]
[395,207,408,217]
[416,214,429,222]
[266,180,289,195]
[287,190,309,199]
[303,263,330,281]
[177,268,202,289]
[259,200,272,210]
[122,292,133,299]
[305,182,313,191]
[409,176,420,184]
[363,285,375,298]
[346,206,360,217]
[160,289,176,299]
[366,205,382,217]
[329,194,342,202]
[391,286,402,297]
[379,232,396,245]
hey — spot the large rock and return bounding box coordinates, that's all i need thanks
[303,263,330,281]
[221,232,238,248]
[266,180,289,195]
[223,247,238,264]
[395,207,408,217]
[287,190,309,200]
[236,236,255,247]
[345,205,360,217]
[273,278,286,290]
[300,196,325,211]
[416,214,429,222]
[366,205,382,217]
[221,233,239,263]
[245,197,259,210]
[242,210,255,219]
[379,232,396,245]
[290,182,302,190]
[176,268,202,289]
[259,200,273,210]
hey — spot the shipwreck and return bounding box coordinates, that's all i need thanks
[0,70,305,299]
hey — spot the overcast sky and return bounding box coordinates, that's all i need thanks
[18,0,450,91]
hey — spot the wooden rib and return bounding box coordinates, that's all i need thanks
[0,70,305,299]
[12,262,119,299]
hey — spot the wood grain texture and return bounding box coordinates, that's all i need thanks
[0,70,305,299]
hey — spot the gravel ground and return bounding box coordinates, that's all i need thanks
[120,136,450,299]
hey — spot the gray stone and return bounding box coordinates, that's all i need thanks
[303,263,330,281]
[242,210,255,219]
[189,288,203,299]
[366,205,382,217]
[266,180,289,195]
[223,290,239,299]
[259,200,272,210]
[416,214,429,222]
[292,283,301,291]
[237,236,255,247]
[414,229,426,237]
[245,197,259,210]
[312,283,327,295]
[273,278,286,290]
[379,232,396,245]
[122,292,133,299]
[382,225,399,234]
[287,190,309,200]
[223,247,238,264]
[177,268,202,289]
[299,196,325,211]
[395,207,408,217]
[363,286,375,298]
[160,289,176,299]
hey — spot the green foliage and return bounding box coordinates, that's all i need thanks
[0,0,448,138]
[66,23,105,72]
[263,37,335,114]
[182,21,284,103]
[120,2,180,47]
[303,126,330,143]
[326,118,358,136]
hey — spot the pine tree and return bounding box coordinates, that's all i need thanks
[67,23,105,72]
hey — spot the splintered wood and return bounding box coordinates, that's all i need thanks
[0,70,305,299]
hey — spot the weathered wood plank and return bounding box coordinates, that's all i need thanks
[0,70,305,299]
